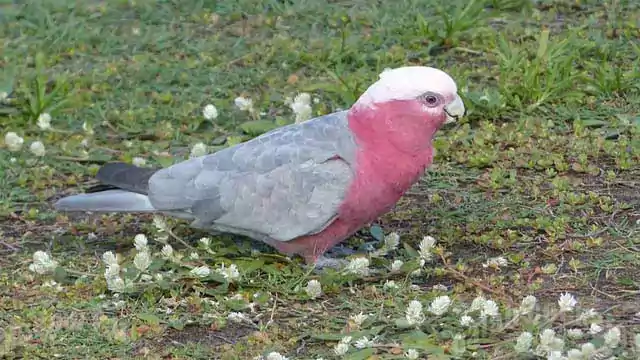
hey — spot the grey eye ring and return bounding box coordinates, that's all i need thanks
[423,93,440,107]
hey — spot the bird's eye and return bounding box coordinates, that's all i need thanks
[423,94,440,107]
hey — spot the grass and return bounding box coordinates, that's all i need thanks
[1,0,639,358]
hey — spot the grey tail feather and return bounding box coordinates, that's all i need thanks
[91,162,159,195]
[55,162,160,213]
[54,190,157,212]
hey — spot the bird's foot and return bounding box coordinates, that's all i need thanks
[326,239,383,257]
[357,240,381,253]
[307,255,349,272]
[325,244,357,257]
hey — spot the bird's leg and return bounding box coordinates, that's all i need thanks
[310,255,349,271]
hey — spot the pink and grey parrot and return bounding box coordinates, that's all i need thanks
[54,66,465,267]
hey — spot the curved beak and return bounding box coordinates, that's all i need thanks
[444,94,465,124]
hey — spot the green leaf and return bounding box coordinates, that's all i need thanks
[344,348,376,360]
[369,225,384,242]
[580,119,609,128]
[394,318,414,329]
[402,242,419,258]
[168,320,185,330]
[237,259,265,275]
[399,331,449,358]
[53,267,70,284]
[239,120,279,136]
[536,29,550,60]
[310,325,386,341]
[138,313,162,326]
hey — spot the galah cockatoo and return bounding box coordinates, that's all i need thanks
[54,66,465,267]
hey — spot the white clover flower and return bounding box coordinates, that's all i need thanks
[519,295,537,315]
[349,312,368,328]
[383,280,398,290]
[405,300,425,326]
[227,312,247,323]
[133,251,151,272]
[469,296,486,312]
[558,292,577,312]
[234,96,253,112]
[428,295,451,316]
[160,244,173,259]
[460,315,474,327]
[567,328,583,339]
[265,352,289,360]
[384,232,400,250]
[5,132,24,151]
[37,113,52,130]
[566,348,582,360]
[29,141,46,156]
[104,264,120,279]
[190,142,208,158]
[28,251,58,274]
[191,266,211,278]
[578,308,598,322]
[334,336,351,355]
[189,252,199,260]
[333,342,349,356]
[41,280,63,292]
[603,327,621,348]
[0,91,7,102]
[203,104,219,120]
[514,332,533,353]
[132,157,146,167]
[153,215,167,232]
[82,121,94,135]
[391,259,404,272]
[353,336,374,349]
[290,93,312,124]
[199,237,211,248]
[547,351,565,360]
[372,232,401,257]
[133,234,148,251]
[305,279,322,299]
[418,236,436,261]
[481,299,499,317]
[580,342,596,357]
[537,329,564,354]
[344,257,369,276]
[216,263,240,282]
[404,349,419,359]
[482,256,508,268]
[102,251,118,267]
[106,276,126,292]
[589,323,603,335]
[80,138,90,148]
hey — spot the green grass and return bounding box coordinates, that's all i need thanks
[1,0,640,359]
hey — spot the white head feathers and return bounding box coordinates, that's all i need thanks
[356,66,458,106]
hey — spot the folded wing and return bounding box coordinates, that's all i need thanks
[147,111,357,242]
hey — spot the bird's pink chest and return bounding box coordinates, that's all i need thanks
[338,148,433,223]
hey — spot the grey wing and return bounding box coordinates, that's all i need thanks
[146,111,357,242]
[211,158,352,241]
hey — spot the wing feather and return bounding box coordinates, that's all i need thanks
[146,111,357,241]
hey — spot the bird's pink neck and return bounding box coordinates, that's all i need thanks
[347,100,439,161]
[338,101,438,222]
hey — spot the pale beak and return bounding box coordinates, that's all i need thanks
[444,94,465,124]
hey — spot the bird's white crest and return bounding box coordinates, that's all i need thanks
[356,66,458,106]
